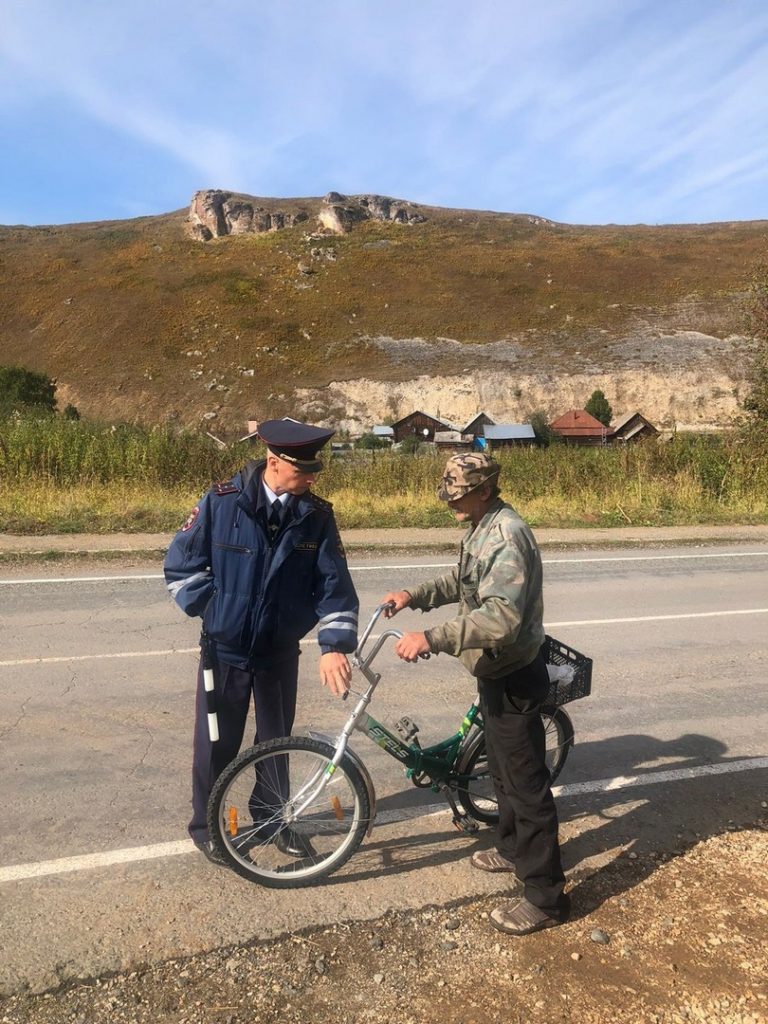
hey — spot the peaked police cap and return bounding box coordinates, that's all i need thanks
[257,417,334,472]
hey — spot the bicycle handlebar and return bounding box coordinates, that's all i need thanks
[353,602,432,664]
[343,603,430,701]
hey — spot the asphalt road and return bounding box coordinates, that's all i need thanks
[1,545,767,994]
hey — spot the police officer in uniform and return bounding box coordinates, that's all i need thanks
[164,418,359,863]
[380,453,570,936]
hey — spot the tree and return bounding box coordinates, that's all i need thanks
[399,434,422,454]
[355,432,389,450]
[742,264,768,427]
[529,410,557,447]
[585,389,613,427]
[0,366,57,415]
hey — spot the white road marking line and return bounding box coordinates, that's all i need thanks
[2,756,766,884]
[544,551,768,565]
[545,608,768,628]
[0,647,200,667]
[2,550,768,585]
[3,606,768,668]
[0,574,165,585]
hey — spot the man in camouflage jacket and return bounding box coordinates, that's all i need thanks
[381,453,570,936]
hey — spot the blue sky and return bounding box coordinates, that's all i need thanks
[2,0,767,226]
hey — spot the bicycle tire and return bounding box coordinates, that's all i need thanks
[456,705,574,826]
[207,736,370,888]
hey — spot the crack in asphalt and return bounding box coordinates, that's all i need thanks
[0,694,33,743]
[59,667,78,699]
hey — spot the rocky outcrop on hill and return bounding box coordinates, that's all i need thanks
[188,190,427,240]
[188,190,311,240]
[317,192,427,233]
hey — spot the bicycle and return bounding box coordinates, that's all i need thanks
[208,604,592,887]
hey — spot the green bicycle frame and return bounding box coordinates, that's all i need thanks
[352,702,483,788]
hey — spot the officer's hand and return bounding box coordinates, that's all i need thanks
[380,591,412,617]
[395,632,431,663]
[319,652,352,696]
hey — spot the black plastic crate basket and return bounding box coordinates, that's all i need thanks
[542,635,593,706]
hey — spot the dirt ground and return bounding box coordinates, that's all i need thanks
[2,824,766,1024]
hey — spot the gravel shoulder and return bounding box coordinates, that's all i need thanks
[3,825,766,1024]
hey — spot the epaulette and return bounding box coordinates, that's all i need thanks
[306,492,333,511]
[213,479,240,496]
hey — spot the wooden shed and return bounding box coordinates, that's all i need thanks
[610,412,659,444]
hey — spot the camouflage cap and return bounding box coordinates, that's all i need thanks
[437,452,500,502]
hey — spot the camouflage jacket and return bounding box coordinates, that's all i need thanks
[408,499,544,679]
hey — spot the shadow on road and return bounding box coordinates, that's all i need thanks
[331,732,767,902]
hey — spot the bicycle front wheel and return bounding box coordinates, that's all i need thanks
[457,705,575,826]
[207,736,370,888]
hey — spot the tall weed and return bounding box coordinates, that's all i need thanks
[1,416,766,532]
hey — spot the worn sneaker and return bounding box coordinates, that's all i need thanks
[490,897,567,936]
[470,848,517,873]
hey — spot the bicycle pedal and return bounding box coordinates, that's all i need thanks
[452,815,480,835]
[394,716,420,743]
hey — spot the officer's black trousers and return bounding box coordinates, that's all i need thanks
[478,650,569,919]
[189,654,299,843]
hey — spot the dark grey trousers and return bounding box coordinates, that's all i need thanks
[189,654,299,843]
[478,650,569,919]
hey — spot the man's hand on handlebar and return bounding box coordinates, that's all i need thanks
[380,591,412,617]
[395,631,431,662]
[319,651,352,696]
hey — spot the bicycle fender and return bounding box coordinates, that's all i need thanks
[307,730,377,837]
[455,730,485,778]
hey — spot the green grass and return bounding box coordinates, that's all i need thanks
[1,417,767,533]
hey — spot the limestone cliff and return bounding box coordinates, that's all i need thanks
[188,190,427,240]
[294,330,753,434]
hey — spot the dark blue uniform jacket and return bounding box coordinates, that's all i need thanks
[163,460,359,668]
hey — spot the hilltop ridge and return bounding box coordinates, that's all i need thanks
[0,192,764,431]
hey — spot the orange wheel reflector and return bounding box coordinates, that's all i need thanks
[228,807,238,836]
[330,795,344,822]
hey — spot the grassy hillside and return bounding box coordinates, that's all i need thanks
[0,199,765,427]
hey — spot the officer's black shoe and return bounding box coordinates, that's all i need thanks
[273,827,317,859]
[194,839,227,867]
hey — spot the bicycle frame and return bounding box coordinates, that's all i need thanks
[288,605,484,830]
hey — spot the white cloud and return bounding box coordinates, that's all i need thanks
[1,0,767,222]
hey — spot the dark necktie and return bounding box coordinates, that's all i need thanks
[268,498,282,540]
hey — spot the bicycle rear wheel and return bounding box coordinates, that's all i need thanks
[207,736,370,888]
[456,705,574,826]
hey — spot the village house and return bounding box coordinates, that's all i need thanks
[390,410,453,443]
[483,423,537,448]
[461,412,495,437]
[610,411,659,443]
[371,425,395,442]
[550,409,609,446]
[434,429,472,451]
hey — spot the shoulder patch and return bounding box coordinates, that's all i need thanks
[213,479,239,496]
[181,505,200,532]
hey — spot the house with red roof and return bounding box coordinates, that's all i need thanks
[550,409,609,446]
